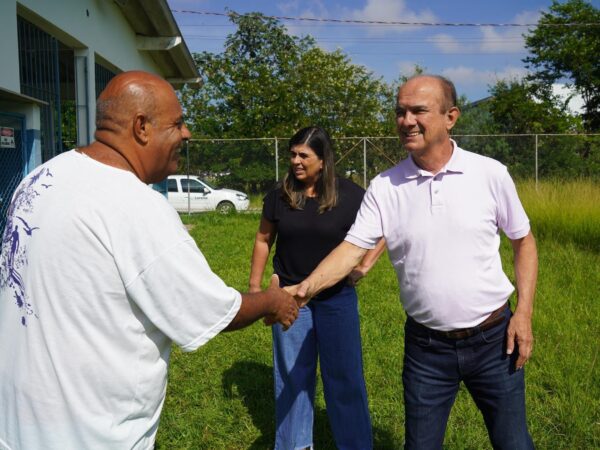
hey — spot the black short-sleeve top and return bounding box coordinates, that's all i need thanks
[262,178,365,300]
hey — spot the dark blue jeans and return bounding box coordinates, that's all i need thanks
[272,286,372,450]
[403,307,534,449]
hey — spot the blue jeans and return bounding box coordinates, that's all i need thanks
[272,286,372,450]
[403,306,534,449]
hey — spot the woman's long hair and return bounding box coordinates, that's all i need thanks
[282,126,337,213]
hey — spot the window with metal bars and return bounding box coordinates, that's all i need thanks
[95,63,116,98]
[17,17,76,161]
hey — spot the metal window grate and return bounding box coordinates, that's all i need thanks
[59,44,76,151]
[17,16,62,163]
[95,63,116,98]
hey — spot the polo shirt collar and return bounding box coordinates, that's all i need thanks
[405,139,465,179]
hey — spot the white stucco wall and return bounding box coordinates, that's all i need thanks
[17,0,161,74]
[2,0,165,96]
[6,0,170,143]
[0,1,21,92]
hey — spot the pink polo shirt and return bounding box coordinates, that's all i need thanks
[345,142,530,331]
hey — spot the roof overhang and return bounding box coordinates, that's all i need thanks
[0,86,49,106]
[113,0,201,89]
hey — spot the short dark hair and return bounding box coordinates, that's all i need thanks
[282,126,337,213]
[434,75,457,111]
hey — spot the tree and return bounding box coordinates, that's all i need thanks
[488,80,580,134]
[453,95,514,170]
[290,47,391,136]
[479,79,592,178]
[179,12,394,191]
[523,0,600,130]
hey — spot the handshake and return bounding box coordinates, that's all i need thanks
[248,275,315,331]
[249,275,324,330]
[246,240,381,331]
[250,264,370,331]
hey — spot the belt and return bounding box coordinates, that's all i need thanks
[408,302,509,340]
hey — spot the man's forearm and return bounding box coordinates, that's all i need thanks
[301,241,368,298]
[225,275,297,331]
[224,291,275,331]
[512,231,538,316]
[507,231,538,368]
[357,238,386,273]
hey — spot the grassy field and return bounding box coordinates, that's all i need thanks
[155,180,600,449]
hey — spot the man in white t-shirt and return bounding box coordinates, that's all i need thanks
[291,75,538,449]
[0,71,298,450]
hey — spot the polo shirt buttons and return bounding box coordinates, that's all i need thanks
[431,176,444,210]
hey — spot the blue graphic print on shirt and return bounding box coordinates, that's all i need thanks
[0,167,53,326]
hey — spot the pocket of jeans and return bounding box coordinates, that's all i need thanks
[405,322,432,347]
[481,321,506,344]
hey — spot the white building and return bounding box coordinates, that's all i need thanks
[0,0,200,232]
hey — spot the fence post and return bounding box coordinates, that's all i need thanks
[275,137,279,182]
[186,140,191,216]
[535,134,539,190]
[363,138,367,189]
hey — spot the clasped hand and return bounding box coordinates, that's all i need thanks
[262,275,300,331]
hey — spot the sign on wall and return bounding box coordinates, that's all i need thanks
[1,127,16,148]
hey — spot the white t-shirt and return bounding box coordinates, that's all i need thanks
[345,143,530,330]
[0,151,241,450]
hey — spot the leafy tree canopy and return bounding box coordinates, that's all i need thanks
[523,0,600,130]
[178,12,396,190]
[181,12,393,139]
[488,79,581,134]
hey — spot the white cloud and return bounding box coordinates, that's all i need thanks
[431,9,542,55]
[344,0,437,35]
[480,10,540,53]
[350,0,435,21]
[442,65,528,84]
[428,33,464,53]
[277,1,301,15]
[440,65,529,99]
[277,0,328,17]
[396,60,424,77]
[276,0,332,44]
[277,0,438,36]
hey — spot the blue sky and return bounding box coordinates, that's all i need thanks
[167,0,599,102]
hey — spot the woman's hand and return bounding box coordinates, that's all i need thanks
[248,285,262,294]
[347,266,367,286]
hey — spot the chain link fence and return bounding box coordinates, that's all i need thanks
[176,133,600,194]
[0,113,26,236]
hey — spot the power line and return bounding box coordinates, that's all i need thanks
[183,35,525,44]
[171,9,600,27]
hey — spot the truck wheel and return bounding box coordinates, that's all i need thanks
[216,201,235,214]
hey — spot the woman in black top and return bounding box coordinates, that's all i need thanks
[249,126,384,450]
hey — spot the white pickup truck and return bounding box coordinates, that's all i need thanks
[167,175,249,213]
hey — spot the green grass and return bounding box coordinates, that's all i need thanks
[518,179,600,253]
[156,180,600,449]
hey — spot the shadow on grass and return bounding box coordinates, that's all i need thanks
[222,360,398,449]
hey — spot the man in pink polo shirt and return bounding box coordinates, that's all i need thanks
[292,74,538,449]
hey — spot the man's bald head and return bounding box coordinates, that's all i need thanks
[400,74,457,113]
[88,71,190,184]
[95,71,175,133]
